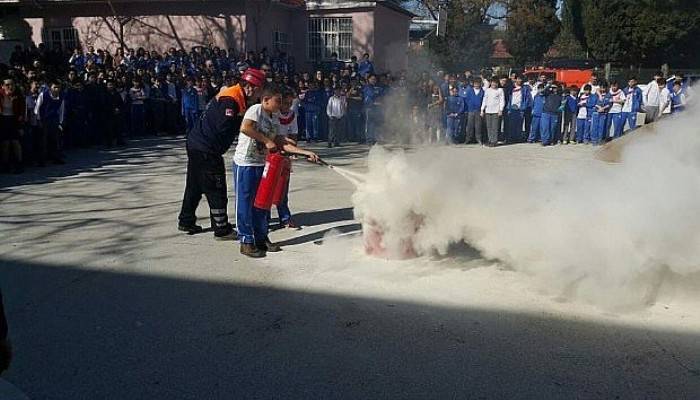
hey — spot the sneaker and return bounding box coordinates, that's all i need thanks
[285,219,301,229]
[259,238,282,253]
[178,224,203,234]
[215,229,238,241]
[241,243,265,258]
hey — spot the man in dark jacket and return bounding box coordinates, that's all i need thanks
[178,68,265,241]
[0,290,11,374]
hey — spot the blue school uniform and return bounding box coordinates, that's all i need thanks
[621,86,643,131]
[670,91,685,113]
[363,84,384,144]
[527,93,545,143]
[507,85,531,143]
[464,87,485,113]
[575,94,594,143]
[302,89,323,141]
[445,95,465,143]
[182,86,199,132]
[590,93,611,145]
[458,84,472,133]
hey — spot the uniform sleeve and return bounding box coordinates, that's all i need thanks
[220,98,241,120]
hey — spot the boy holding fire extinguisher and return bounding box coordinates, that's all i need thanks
[234,85,319,258]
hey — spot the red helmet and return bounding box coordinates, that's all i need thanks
[241,68,265,88]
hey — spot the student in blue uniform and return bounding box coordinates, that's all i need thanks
[540,84,564,146]
[527,83,545,143]
[302,81,322,142]
[233,85,319,258]
[607,80,627,139]
[506,76,531,144]
[590,84,611,145]
[181,77,199,133]
[621,77,643,131]
[463,79,485,144]
[363,74,384,145]
[575,84,594,144]
[669,81,687,113]
[458,80,472,140]
[445,86,464,144]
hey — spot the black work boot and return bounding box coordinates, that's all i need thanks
[178,224,203,234]
[241,243,266,258]
[215,228,238,241]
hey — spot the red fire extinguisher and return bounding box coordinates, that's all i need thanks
[272,157,292,206]
[254,152,290,210]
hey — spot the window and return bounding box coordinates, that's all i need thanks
[308,17,352,61]
[273,31,291,54]
[42,27,79,50]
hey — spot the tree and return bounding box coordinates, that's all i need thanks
[549,0,585,59]
[428,0,496,71]
[581,0,700,66]
[504,0,560,65]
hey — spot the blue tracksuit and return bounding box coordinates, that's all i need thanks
[507,85,531,143]
[445,95,464,143]
[622,86,643,131]
[302,89,323,141]
[590,94,611,145]
[182,86,199,132]
[458,84,472,133]
[363,84,384,144]
[575,94,595,143]
[527,93,545,142]
[358,60,375,78]
[670,91,685,113]
[540,92,563,145]
[233,164,268,245]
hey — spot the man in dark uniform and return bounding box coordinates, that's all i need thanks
[178,68,266,240]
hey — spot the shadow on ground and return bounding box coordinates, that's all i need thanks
[1,258,699,400]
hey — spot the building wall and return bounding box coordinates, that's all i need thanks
[372,4,410,73]
[305,9,375,62]
[19,1,250,52]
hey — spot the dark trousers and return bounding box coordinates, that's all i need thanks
[178,149,231,235]
[524,108,533,133]
[563,111,576,142]
[328,116,344,145]
[165,101,180,135]
[39,122,63,163]
[465,111,483,144]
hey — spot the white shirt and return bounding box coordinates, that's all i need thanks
[577,94,590,119]
[660,87,672,114]
[277,110,298,137]
[481,87,505,114]
[233,104,279,167]
[511,86,523,108]
[609,89,626,113]
[644,80,661,107]
[326,95,347,118]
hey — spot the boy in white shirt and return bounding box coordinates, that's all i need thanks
[480,79,504,147]
[326,86,347,148]
[234,85,319,258]
[607,81,626,139]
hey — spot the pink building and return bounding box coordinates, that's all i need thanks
[0,0,412,72]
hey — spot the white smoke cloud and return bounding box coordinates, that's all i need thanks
[351,102,700,309]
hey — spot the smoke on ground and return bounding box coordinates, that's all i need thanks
[351,103,700,309]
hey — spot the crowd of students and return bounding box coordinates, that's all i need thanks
[0,41,694,174]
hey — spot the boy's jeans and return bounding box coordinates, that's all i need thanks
[446,115,460,144]
[233,163,268,245]
[184,108,199,133]
[576,118,589,143]
[365,107,381,144]
[276,177,292,225]
[305,112,319,141]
